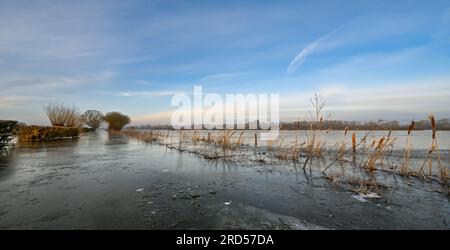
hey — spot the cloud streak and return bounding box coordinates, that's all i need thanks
[286,27,341,74]
[119,90,181,97]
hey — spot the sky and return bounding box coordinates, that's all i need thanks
[1,0,450,125]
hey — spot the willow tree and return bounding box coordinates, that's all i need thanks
[81,110,104,130]
[44,104,81,127]
[104,112,130,131]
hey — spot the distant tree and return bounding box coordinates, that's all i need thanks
[81,110,104,130]
[44,104,81,127]
[310,93,326,122]
[104,112,130,131]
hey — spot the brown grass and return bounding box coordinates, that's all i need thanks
[400,121,415,176]
[417,114,447,181]
[364,132,396,171]
[18,125,79,142]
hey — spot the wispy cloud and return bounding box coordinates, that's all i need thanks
[0,70,115,94]
[119,90,181,97]
[131,111,174,125]
[279,76,450,122]
[1,1,449,125]
[134,80,153,86]
[286,27,341,74]
[108,56,157,65]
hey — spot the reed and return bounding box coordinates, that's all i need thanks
[400,121,415,176]
[235,131,245,146]
[18,125,79,142]
[125,113,447,188]
[417,114,447,181]
[364,133,396,171]
[191,130,201,144]
[352,132,356,153]
[121,128,160,142]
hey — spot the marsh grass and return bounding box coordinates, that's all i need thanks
[18,125,79,142]
[417,114,447,181]
[364,131,396,171]
[120,113,448,196]
[276,137,305,161]
[400,121,415,176]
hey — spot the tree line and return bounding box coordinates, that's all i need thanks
[280,119,450,130]
[43,104,131,131]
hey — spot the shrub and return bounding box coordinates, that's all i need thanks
[0,120,18,149]
[18,125,79,142]
[104,112,131,131]
[44,104,81,127]
[81,110,104,130]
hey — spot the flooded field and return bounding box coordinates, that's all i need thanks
[152,129,450,151]
[0,131,448,229]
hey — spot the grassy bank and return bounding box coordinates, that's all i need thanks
[18,125,79,142]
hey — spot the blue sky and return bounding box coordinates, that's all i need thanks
[1,0,450,125]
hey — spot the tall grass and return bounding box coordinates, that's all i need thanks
[18,125,79,142]
[363,131,396,171]
[417,114,447,181]
[119,114,448,190]
[400,121,415,175]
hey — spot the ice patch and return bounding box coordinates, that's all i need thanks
[352,192,381,202]
[352,195,367,202]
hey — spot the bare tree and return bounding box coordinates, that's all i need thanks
[310,93,326,123]
[81,110,104,130]
[44,104,81,127]
[303,93,326,169]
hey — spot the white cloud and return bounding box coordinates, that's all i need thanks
[119,90,181,97]
[134,80,153,86]
[286,28,341,74]
[279,77,450,122]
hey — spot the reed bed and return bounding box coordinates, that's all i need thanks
[18,125,79,142]
[399,121,415,175]
[417,114,447,181]
[121,128,165,143]
[119,114,449,196]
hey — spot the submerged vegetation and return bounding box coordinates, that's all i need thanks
[2,97,448,197]
[119,94,449,197]
[121,120,449,196]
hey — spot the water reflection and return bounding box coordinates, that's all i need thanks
[105,131,130,145]
[18,138,80,149]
